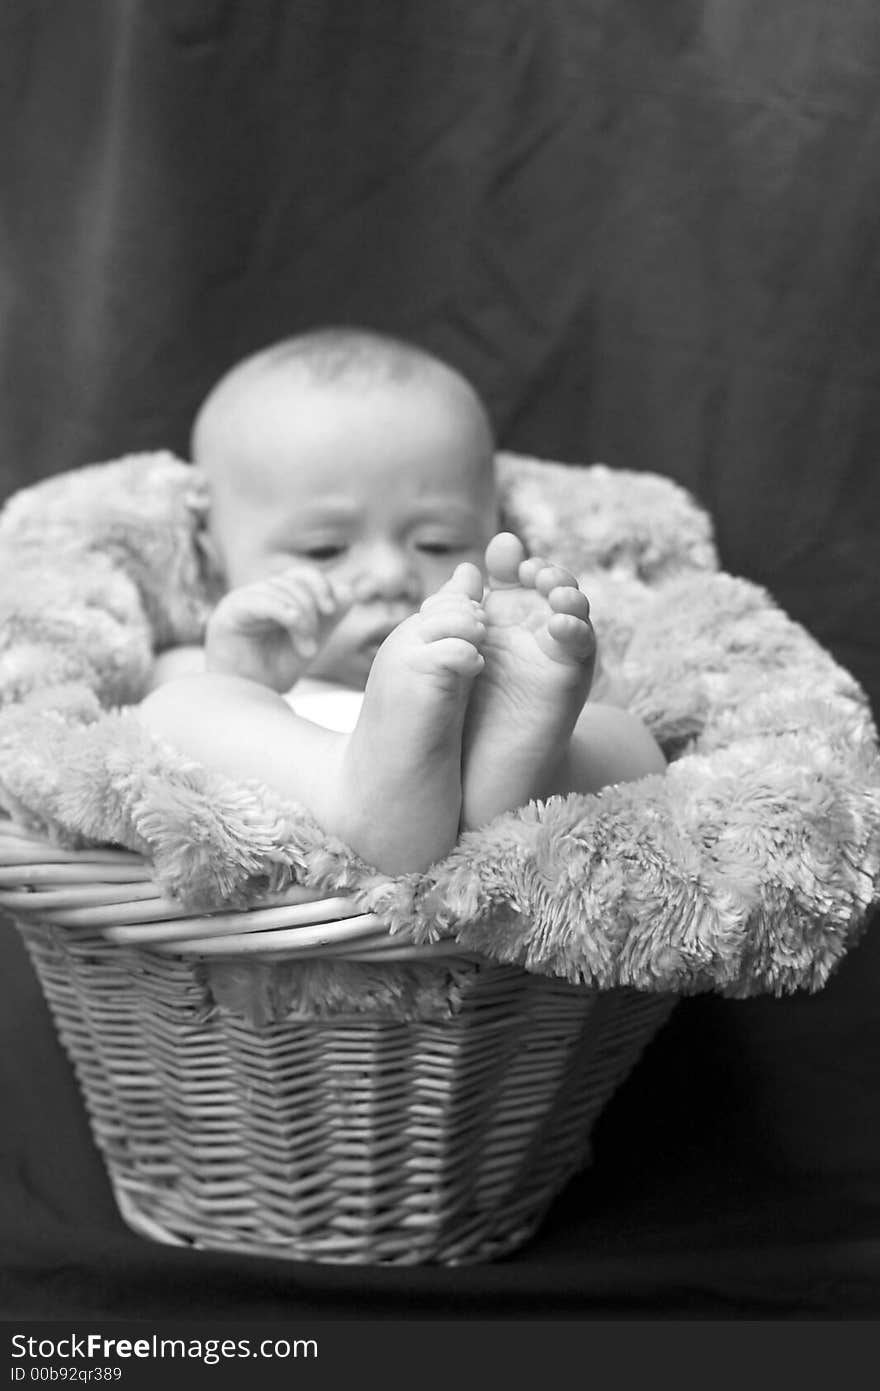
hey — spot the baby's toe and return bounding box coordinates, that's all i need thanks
[516,555,546,588]
[547,584,591,621]
[484,532,528,585]
[534,563,580,598]
[547,610,596,660]
[419,597,486,646]
[419,636,485,678]
[421,588,485,621]
[440,561,485,601]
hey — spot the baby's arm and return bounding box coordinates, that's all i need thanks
[147,566,353,694]
[139,564,356,838]
[204,566,353,691]
[147,644,206,691]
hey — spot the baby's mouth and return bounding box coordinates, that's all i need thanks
[359,627,396,657]
[358,609,413,648]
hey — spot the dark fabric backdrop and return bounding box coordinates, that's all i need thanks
[2,0,880,1320]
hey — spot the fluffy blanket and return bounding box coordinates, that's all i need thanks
[0,452,878,998]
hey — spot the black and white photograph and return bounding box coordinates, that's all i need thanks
[1,0,879,1362]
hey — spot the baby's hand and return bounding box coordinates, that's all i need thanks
[205,565,353,692]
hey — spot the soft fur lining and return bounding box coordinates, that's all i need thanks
[0,451,877,1000]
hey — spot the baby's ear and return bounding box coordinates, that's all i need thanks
[195,527,223,579]
[186,465,224,583]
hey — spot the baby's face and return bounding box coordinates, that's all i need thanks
[206,373,498,688]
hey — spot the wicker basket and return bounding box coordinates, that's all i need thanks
[0,816,674,1266]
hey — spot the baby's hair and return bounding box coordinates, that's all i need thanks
[254,326,447,386]
[192,326,487,462]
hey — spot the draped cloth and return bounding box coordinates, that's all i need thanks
[1,0,880,1317]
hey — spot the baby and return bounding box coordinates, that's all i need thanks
[140,328,665,874]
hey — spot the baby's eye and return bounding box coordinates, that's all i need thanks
[301,544,346,562]
[415,540,459,556]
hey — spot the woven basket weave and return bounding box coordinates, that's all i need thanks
[0,816,674,1266]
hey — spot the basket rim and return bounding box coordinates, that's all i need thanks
[0,814,434,959]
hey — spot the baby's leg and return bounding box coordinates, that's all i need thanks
[551,700,667,799]
[461,534,664,829]
[138,565,487,875]
[334,564,485,871]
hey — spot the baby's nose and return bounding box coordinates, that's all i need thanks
[357,543,420,602]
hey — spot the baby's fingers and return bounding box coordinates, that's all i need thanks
[273,565,353,618]
[211,581,316,643]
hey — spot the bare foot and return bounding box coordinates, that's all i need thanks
[461,532,596,829]
[334,562,487,872]
[138,563,487,875]
[141,543,657,868]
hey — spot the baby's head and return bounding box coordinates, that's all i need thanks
[193,327,499,687]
